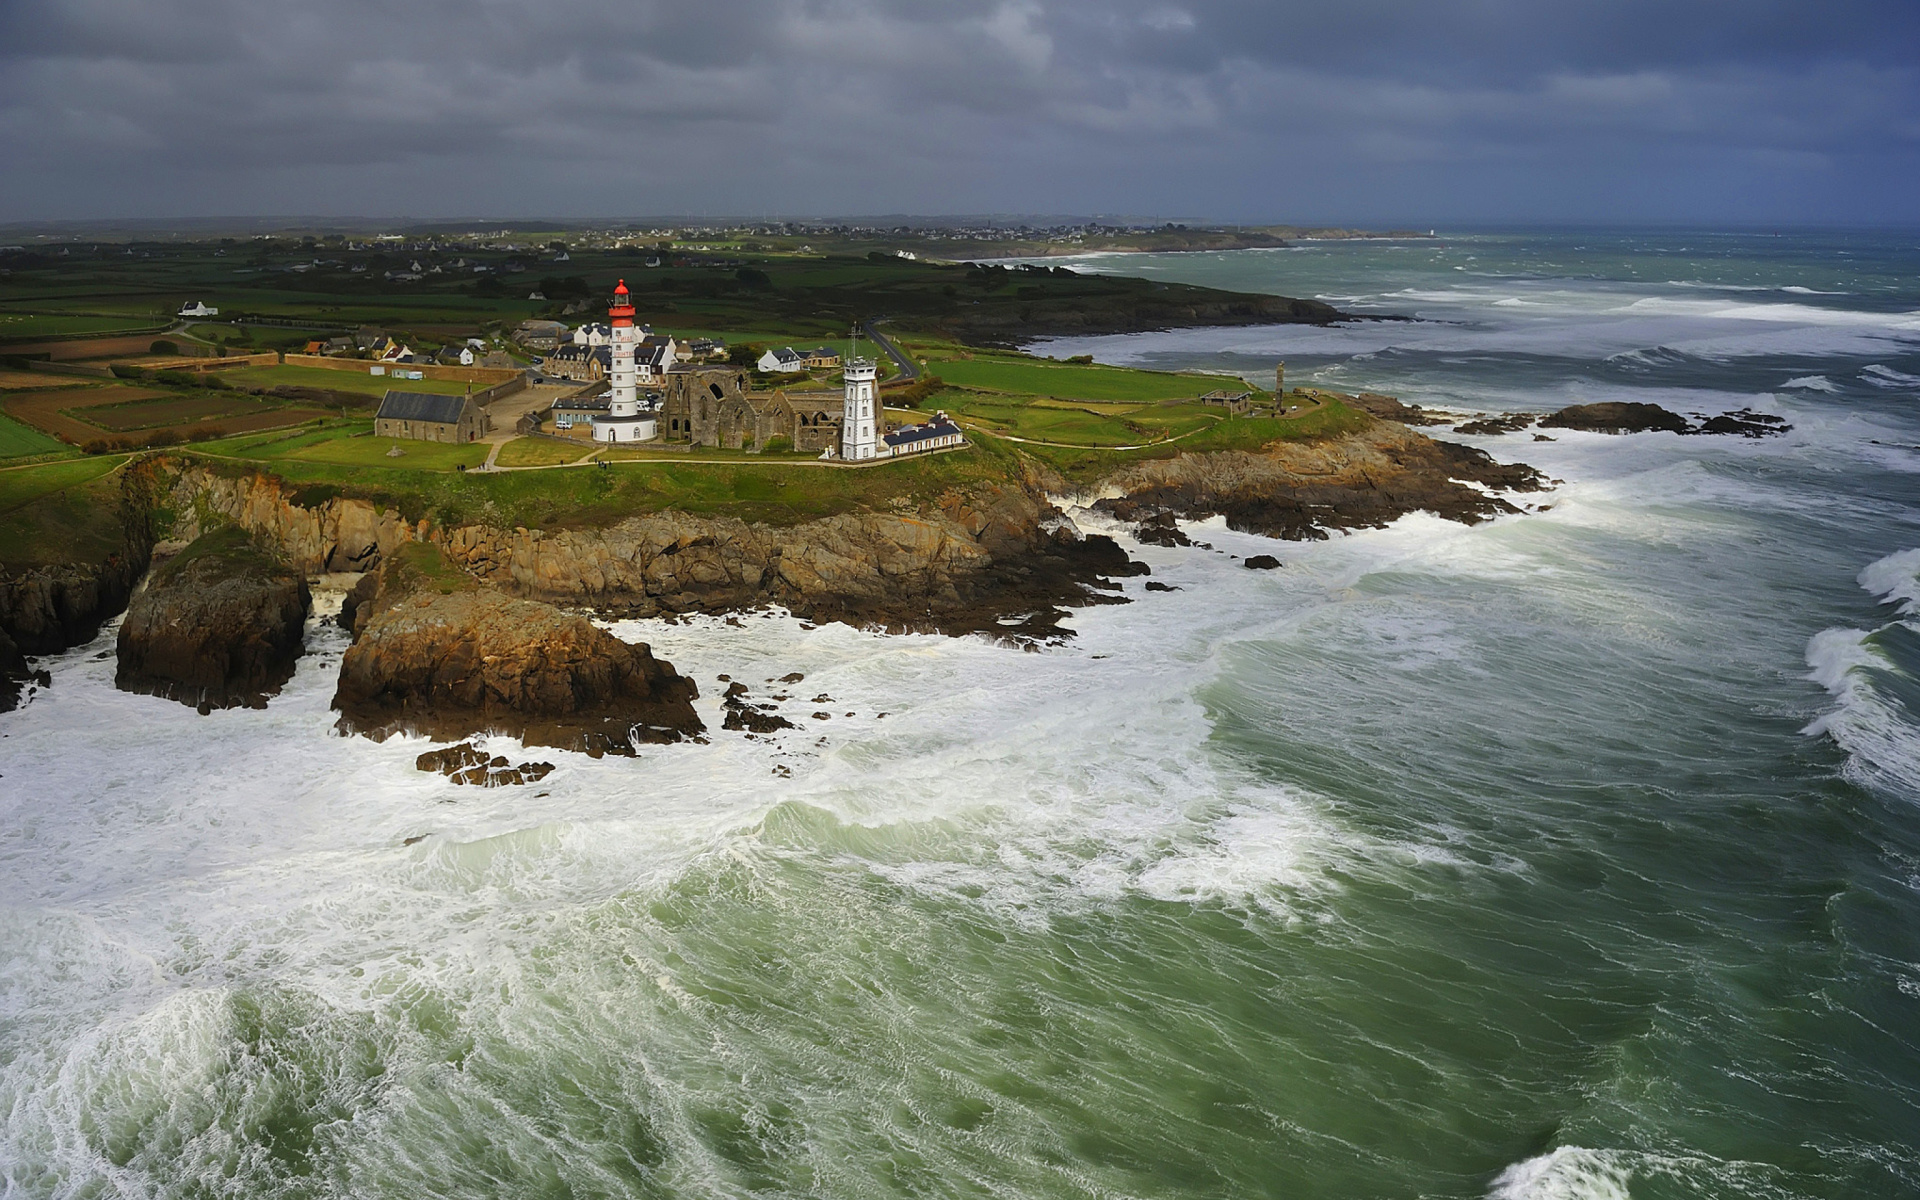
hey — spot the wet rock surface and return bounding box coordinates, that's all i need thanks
[1244,555,1282,570]
[1344,391,1451,426]
[416,742,556,787]
[1540,402,1693,435]
[1696,408,1792,438]
[1131,511,1193,547]
[333,544,703,754]
[721,681,796,733]
[1454,413,1538,436]
[1538,401,1791,438]
[116,526,309,711]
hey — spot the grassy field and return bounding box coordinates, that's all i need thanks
[926,353,1229,403]
[931,387,1228,447]
[494,438,595,467]
[217,363,479,397]
[195,420,490,471]
[0,414,73,460]
[0,458,132,566]
[0,456,124,514]
[1008,399,1372,484]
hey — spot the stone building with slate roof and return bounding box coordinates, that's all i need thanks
[374,391,490,443]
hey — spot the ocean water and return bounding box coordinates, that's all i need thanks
[4,231,1920,1199]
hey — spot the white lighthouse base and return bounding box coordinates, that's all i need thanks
[591,415,657,444]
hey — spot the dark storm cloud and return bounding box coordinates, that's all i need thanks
[1,0,1915,223]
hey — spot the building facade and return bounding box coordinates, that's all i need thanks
[840,357,878,460]
[374,391,489,442]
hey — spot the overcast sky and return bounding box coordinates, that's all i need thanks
[3,0,1916,226]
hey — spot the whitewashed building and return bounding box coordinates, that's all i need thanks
[758,346,806,373]
[839,356,878,460]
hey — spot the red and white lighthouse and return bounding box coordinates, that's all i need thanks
[592,280,654,442]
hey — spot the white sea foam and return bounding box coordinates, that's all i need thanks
[1803,550,1920,796]
[1488,1147,1792,1200]
[1488,1148,1633,1200]
[1781,375,1839,391]
[1862,364,1920,388]
[1860,546,1920,613]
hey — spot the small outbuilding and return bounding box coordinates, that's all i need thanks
[374,391,489,443]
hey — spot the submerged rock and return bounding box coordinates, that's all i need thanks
[116,526,309,710]
[333,544,702,754]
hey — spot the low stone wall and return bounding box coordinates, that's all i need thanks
[282,354,524,386]
[27,360,114,379]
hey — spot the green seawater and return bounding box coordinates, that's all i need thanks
[3,230,1919,1197]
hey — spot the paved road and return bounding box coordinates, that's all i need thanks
[862,321,920,382]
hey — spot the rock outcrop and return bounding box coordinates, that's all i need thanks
[333,543,702,754]
[116,526,310,711]
[416,742,556,787]
[1091,419,1547,541]
[1540,402,1692,435]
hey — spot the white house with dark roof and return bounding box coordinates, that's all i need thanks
[758,346,806,373]
[880,411,965,458]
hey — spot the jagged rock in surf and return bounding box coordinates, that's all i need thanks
[333,544,702,755]
[115,526,309,711]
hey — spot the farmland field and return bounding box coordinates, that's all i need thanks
[1,335,172,360]
[0,370,90,391]
[0,413,71,460]
[79,393,278,432]
[0,313,166,341]
[3,385,332,443]
[218,363,479,396]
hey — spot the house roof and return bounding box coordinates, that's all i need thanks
[883,416,962,448]
[376,391,474,425]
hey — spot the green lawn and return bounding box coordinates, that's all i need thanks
[190,420,484,471]
[1003,399,1373,485]
[0,413,73,460]
[217,363,479,397]
[0,456,123,514]
[281,434,490,471]
[927,355,1223,403]
[495,437,594,467]
[0,458,131,566]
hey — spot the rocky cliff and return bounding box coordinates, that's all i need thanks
[116,525,310,711]
[1089,419,1547,540]
[333,543,702,753]
[0,460,162,712]
[158,465,1142,641]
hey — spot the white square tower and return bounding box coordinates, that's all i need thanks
[841,356,878,460]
